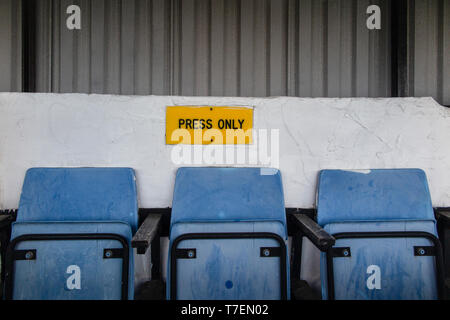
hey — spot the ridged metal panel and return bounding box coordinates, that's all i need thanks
[290,0,391,97]
[407,0,450,105]
[35,0,52,92]
[172,0,391,97]
[36,0,172,94]
[0,0,22,92]
[35,0,393,97]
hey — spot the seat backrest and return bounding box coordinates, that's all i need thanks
[317,168,435,226]
[171,167,286,227]
[18,167,138,232]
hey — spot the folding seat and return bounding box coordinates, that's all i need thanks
[4,168,138,300]
[316,169,445,300]
[167,167,290,300]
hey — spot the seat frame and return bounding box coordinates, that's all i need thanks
[5,232,130,300]
[325,230,445,300]
[169,231,288,300]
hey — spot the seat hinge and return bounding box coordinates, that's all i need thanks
[330,247,351,258]
[260,247,281,257]
[103,248,124,259]
[414,246,436,256]
[175,248,197,259]
[14,249,36,260]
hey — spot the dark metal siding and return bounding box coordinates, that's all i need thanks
[0,0,22,92]
[32,0,392,97]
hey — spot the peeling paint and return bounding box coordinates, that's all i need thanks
[0,93,449,210]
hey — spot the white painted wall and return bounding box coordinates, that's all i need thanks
[1,93,450,210]
[1,93,450,292]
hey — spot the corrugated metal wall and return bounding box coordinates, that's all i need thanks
[172,0,391,97]
[35,0,172,94]
[2,0,448,104]
[407,0,450,105]
[0,0,22,92]
[34,0,392,97]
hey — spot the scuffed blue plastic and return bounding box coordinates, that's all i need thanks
[18,167,138,232]
[317,169,435,226]
[171,167,287,226]
[168,167,289,300]
[10,167,138,300]
[317,169,439,300]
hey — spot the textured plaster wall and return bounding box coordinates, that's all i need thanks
[1,93,449,290]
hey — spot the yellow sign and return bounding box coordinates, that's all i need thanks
[166,106,253,145]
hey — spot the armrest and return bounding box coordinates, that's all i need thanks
[291,213,335,251]
[132,213,162,254]
[436,210,450,224]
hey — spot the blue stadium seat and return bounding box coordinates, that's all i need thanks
[167,167,290,300]
[4,168,138,300]
[317,169,444,300]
